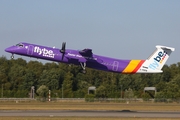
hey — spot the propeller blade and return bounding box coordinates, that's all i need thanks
[60,42,66,60]
[60,42,66,53]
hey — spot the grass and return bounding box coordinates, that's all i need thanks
[0,117,178,120]
[0,101,180,120]
[0,101,180,111]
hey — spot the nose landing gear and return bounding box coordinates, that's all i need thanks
[11,54,14,59]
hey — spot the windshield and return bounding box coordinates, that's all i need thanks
[16,43,24,47]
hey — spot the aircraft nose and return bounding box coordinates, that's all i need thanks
[5,47,14,53]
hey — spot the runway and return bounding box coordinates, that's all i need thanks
[0,110,180,118]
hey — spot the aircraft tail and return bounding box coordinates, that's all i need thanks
[138,45,175,73]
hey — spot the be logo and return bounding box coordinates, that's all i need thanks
[154,51,167,64]
[149,51,167,70]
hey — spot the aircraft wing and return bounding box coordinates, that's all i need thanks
[79,48,93,57]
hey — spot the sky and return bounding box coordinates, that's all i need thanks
[0,0,180,65]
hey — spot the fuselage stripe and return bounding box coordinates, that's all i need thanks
[132,60,145,73]
[122,60,142,73]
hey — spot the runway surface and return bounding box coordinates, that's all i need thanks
[0,110,180,118]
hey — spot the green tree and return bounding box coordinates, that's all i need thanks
[124,88,134,99]
[37,85,49,101]
[26,61,44,80]
[20,69,37,92]
[63,71,73,98]
[8,64,26,90]
[38,68,62,90]
[96,85,107,98]
[161,65,172,82]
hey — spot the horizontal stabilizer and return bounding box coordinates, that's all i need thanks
[156,45,175,51]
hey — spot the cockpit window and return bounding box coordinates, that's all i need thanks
[16,43,24,47]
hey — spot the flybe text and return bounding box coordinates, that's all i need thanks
[149,51,167,70]
[34,46,55,58]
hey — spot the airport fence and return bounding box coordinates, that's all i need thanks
[0,98,36,102]
[0,98,179,103]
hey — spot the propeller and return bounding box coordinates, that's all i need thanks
[60,42,66,60]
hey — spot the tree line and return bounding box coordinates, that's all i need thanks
[0,56,180,100]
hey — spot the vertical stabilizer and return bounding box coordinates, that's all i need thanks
[147,45,175,71]
[137,45,175,73]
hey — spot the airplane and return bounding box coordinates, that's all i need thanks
[5,42,175,74]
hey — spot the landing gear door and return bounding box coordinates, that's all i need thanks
[112,61,119,71]
[27,45,34,55]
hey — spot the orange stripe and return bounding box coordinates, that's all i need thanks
[122,60,142,73]
[132,60,145,73]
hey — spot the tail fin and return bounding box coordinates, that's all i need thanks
[139,45,175,73]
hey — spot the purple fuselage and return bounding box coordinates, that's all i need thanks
[5,42,145,73]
